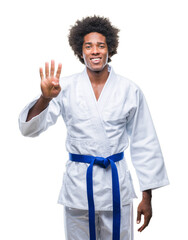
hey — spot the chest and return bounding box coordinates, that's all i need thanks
[62,76,134,133]
[91,82,106,101]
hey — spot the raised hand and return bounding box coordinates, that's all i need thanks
[39,60,62,99]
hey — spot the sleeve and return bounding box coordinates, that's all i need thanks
[126,87,169,191]
[18,94,63,137]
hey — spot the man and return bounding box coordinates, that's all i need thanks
[19,16,169,240]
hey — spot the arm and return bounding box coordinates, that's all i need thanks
[126,88,169,191]
[137,189,152,232]
[126,87,169,232]
[19,60,63,137]
[26,60,62,121]
[26,95,51,121]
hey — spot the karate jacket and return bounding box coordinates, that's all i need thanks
[18,66,169,211]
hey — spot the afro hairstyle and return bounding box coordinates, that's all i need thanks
[68,16,120,64]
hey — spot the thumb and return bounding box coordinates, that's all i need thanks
[137,210,142,224]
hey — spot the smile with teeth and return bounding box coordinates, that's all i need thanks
[90,57,101,63]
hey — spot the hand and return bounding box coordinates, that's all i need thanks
[39,60,62,99]
[137,190,152,232]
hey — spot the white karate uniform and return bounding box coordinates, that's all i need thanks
[18,65,169,239]
[64,203,133,240]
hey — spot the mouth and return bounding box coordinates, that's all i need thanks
[90,57,102,64]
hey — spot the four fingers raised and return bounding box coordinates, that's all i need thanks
[40,60,62,80]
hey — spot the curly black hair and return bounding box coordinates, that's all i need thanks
[68,16,120,64]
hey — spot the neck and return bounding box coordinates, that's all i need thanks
[86,65,109,84]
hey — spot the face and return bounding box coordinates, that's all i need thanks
[82,32,109,72]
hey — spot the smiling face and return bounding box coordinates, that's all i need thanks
[82,32,109,73]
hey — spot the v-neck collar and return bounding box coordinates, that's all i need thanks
[83,65,113,109]
[81,65,113,156]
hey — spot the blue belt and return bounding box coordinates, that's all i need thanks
[69,152,124,240]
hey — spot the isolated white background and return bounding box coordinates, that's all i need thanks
[0,0,187,239]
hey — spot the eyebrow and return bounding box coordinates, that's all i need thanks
[84,42,106,45]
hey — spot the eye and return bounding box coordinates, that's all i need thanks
[99,45,105,49]
[85,45,91,49]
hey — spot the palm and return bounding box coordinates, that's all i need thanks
[41,76,61,98]
[40,60,62,99]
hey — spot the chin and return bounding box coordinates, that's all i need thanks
[88,64,107,72]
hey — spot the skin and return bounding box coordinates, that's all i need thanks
[26,32,153,232]
[26,60,62,121]
[137,189,152,232]
[81,33,153,232]
[81,32,110,101]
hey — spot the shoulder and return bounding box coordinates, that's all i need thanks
[113,70,142,96]
[111,67,146,106]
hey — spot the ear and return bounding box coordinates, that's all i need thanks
[81,52,85,59]
[107,52,111,62]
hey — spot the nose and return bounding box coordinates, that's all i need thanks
[91,46,99,55]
